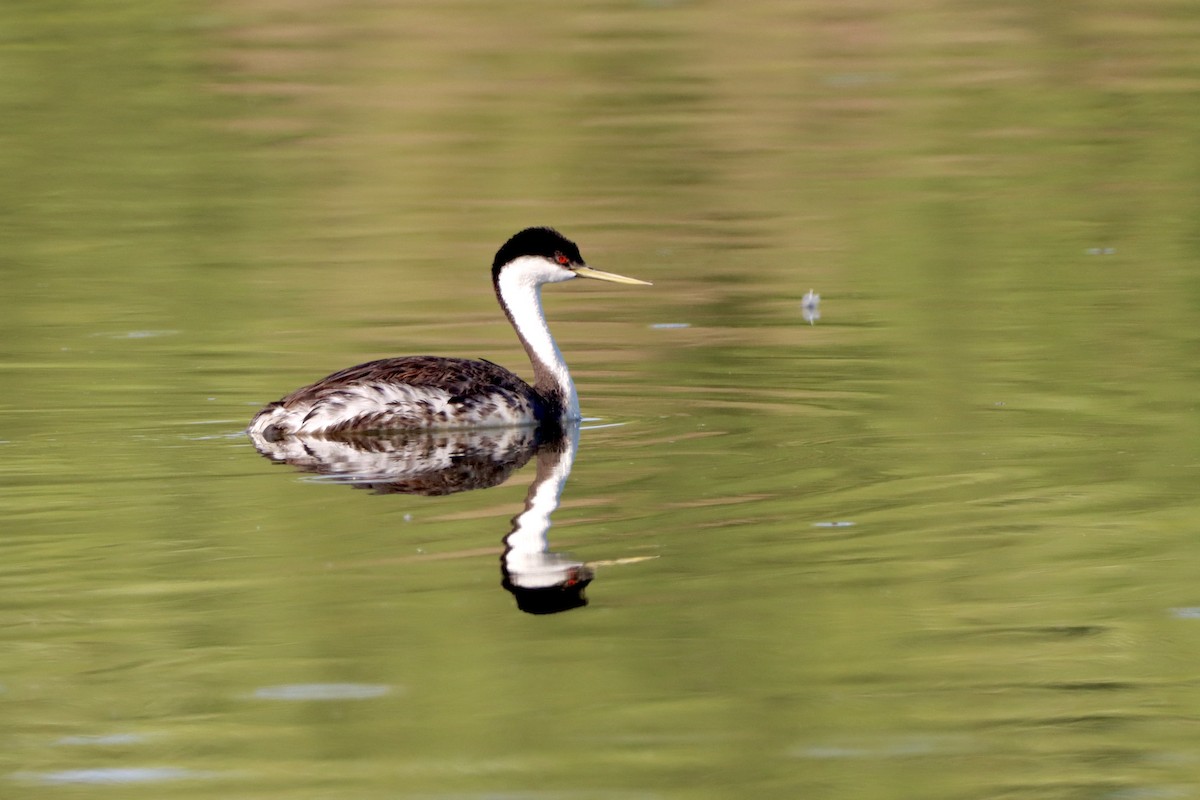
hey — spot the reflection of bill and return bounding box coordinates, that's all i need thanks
[247,421,599,614]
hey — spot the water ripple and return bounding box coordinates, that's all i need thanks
[14,767,210,785]
[250,683,394,701]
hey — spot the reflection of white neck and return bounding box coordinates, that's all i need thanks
[496,257,580,419]
[504,425,580,585]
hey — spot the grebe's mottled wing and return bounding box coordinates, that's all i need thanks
[278,356,533,402]
[249,356,544,437]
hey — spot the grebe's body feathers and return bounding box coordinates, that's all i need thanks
[246,227,649,439]
[249,356,556,439]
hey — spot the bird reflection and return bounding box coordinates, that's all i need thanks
[500,425,592,614]
[248,422,592,613]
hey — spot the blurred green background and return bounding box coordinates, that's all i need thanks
[3,1,1200,798]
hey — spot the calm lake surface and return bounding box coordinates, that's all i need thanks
[4,2,1200,797]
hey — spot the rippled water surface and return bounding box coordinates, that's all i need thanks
[5,2,1200,798]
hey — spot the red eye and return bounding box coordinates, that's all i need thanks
[555,252,570,265]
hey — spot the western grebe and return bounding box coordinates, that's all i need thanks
[247,227,650,439]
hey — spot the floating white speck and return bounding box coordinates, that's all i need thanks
[802,290,821,325]
[1085,247,1116,255]
[812,521,855,528]
[651,322,691,329]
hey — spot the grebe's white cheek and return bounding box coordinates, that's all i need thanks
[537,265,575,285]
[540,262,578,285]
[501,255,577,287]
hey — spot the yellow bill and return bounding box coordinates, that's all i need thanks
[573,265,653,286]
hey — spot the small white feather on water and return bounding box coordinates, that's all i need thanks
[802,289,821,325]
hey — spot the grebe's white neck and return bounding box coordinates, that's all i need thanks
[495,256,579,420]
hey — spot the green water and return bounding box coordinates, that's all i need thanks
[4,1,1200,797]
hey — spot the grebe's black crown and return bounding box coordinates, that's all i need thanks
[492,227,584,280]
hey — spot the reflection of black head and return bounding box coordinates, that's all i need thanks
[502,565,594,615]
